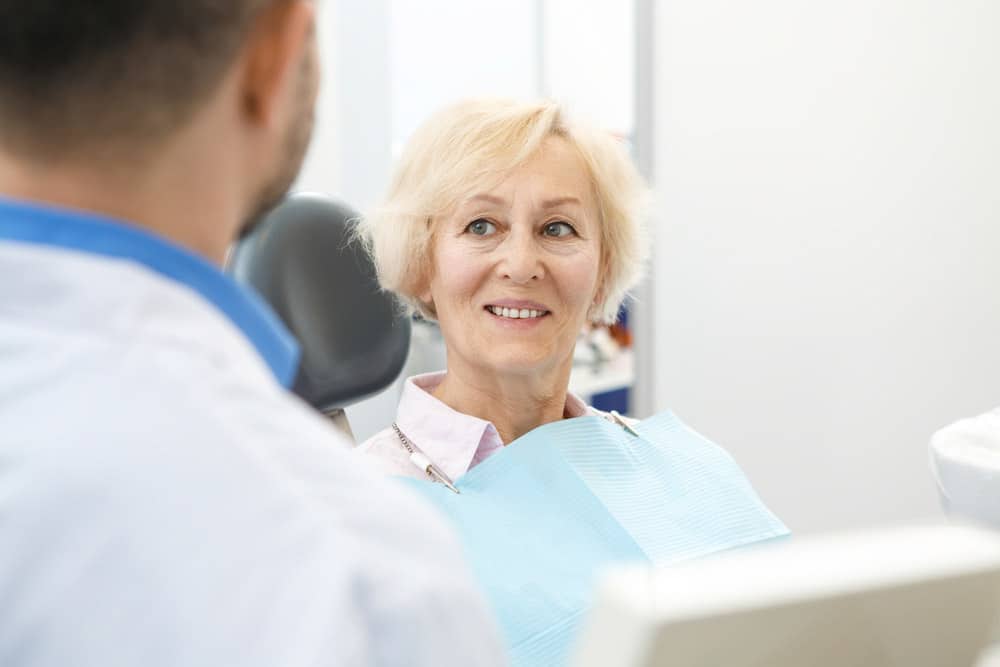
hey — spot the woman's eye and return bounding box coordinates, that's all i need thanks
[543,221,575,237]
[466,218,496,236]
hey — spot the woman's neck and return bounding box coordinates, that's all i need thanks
[432,360,573,444]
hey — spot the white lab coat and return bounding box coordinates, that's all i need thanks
[0,227,504,666]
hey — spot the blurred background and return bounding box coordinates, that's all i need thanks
[292,0,1000,536]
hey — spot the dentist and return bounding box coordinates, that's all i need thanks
[0,2,502,666]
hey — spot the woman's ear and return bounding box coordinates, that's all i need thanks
[415,285,437,320]
[588,299,605,324]
[409,268,435,315]
[416,221,437,306]
[589,258,610,322]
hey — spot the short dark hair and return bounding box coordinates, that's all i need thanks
[0,0,271,155]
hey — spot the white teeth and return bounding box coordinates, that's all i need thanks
[487,305,546,320]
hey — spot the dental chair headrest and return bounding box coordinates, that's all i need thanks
[227,192,409,414]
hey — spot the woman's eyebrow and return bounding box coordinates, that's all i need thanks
[466,194,506,206]
[541,196,582,209]
[463,194,582,209]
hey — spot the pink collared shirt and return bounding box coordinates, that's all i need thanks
[356,371,601,482]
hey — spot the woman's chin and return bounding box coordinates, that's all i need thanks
[472,346,565,378]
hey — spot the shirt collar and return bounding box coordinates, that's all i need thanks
[563,391,591,419]
[395,372,497,481]
[0,196,299,387]
[394,371,594,480]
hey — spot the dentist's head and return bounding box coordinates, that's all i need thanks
[0,0,320,263]
[361,99,648,442]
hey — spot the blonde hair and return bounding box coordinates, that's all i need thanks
[357,98,650,324]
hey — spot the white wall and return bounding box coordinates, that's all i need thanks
[652,0,1000,533]
[542,0,634,135]
[390,0,540,151]
[295,0,391,211]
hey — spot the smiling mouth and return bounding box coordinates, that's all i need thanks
[485,305,550,320]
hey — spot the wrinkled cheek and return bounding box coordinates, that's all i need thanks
[429,244,487,316]
[560,257,602,319]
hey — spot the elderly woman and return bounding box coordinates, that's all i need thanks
[356,99,785,666]
[359,99,649,464]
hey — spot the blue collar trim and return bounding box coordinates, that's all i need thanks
[0,197,300,387]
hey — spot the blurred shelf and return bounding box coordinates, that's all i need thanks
[569,350,634,398]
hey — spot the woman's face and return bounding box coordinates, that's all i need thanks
[422,137,602,379]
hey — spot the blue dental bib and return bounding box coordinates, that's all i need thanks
[399,411,788,666]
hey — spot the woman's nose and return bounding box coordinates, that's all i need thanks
[496,229,544,284]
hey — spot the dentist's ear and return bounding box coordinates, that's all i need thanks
[238,0,316,130]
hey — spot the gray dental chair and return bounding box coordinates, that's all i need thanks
[227,192,410,442]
